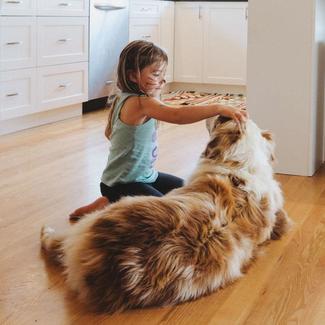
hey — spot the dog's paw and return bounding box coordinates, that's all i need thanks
[40,226,55,250]
[271,210,293,240]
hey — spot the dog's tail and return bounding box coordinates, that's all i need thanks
[40,226,65,264]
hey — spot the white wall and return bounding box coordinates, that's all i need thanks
[247,0,325,176]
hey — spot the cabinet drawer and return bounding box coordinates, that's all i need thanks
[37,0,89,16]
[37,17,88,66]
[0,69,36,120]
[130,1,160,18]
[38,62,88,111]
[0,17,37,71]
[0,0,36,15]
[129,18,160,44]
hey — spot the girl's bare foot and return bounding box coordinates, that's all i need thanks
[69,196,109,222]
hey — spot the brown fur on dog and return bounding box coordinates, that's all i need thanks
[41,116,291,313]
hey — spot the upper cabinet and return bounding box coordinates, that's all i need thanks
[174,2,248,85]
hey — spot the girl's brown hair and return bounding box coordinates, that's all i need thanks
[117,40,168,95]
[105,41,168,139]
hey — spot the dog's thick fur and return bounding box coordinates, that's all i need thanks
[41,116,292,313]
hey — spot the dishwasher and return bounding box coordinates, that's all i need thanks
[83,0,129,112]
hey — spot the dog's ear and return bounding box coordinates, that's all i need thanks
[218,115,233,124]
[206,116,236,135]
[261,130,273,142]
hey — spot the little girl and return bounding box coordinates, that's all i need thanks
[70,40,247,220]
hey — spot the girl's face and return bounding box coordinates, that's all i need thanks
[131,62,167,96]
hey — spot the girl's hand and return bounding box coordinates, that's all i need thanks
[216,103,248,131]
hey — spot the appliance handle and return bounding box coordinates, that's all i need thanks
[94,4,126,10]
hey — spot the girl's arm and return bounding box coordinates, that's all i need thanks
[139,97,247,125]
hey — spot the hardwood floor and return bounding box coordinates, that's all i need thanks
[1,110,325,325]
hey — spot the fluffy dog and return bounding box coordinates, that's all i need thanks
[41,116,291,313]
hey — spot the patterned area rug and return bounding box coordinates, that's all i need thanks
[162,90,246,106]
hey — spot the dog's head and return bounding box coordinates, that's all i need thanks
[203,116,275,169]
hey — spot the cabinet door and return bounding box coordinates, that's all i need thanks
[203,3,247,85]
[0,17,37,71]
[37,17,88,66]
[160,1,174,82]
[174,3,203,83]
[129,17,160,44]
[0,0,36,15]
[0,68,37,120]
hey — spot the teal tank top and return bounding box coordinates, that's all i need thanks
[101,93,158,186]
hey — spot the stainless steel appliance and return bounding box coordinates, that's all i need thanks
[84,0,129,112]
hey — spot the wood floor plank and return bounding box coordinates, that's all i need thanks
[242,205,325,325]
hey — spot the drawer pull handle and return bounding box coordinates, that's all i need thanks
[140,8,150,12]
[57,38,71,42]
[94,4,126,11]
[58,83,72,88]
[142,35,151,39]
[6,41,22,45]
[6,93,19,97]
[105,80,114,85]
[5,1,23,3]
[58,3,71,7]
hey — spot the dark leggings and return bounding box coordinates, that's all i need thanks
[100,172,184,203]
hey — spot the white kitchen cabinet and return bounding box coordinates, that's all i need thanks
[174,2,203,83]
[174,1,248,85]
[0,0,36,16]
[0,0,89,135]
[203,3,247,85]
[0,17,37,71]
[0,68,37,120]
[159,0,174,82]
[129,0,174,82]
[37,17,88,66]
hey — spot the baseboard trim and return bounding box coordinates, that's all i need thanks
[0,104,82,136]
[164,82,246,95]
